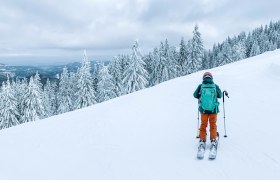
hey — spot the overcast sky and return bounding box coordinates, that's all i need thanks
[0,0,279,65]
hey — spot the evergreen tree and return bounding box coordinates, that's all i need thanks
[222,39,234,64]
[21,76,44,123]
[34,72,43,91]
[33,72,45,118]
[116,54,130,94]
[97,65,116,102]
[201,50,210,70]
[170,45,180,78]
[232,41,246,61]
[164,39,178,80]
[258,32,269,53]
[186,25,204,74]
[43,79,57,117]
[153,39,178,82]
[0,80,20,129]
[109,56,123,96]
[57,67,73,114]
[245,32,254,57]
[143,53,154,86]
[122,41,148,94]
[11,77,23,120]
[155,42,168,83]
[16,78,28,119]
[75,50,96,109]
[92,63,103,93]
[250,40,261,57]
[69,71,78,108]
[210,44,219,68]
[178,37,188,75]
[150,48,161,86]
[268,41,277,51]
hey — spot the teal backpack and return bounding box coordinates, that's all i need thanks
[200,84,219,112]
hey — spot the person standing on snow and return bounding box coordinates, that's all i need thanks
[193,72,222,149]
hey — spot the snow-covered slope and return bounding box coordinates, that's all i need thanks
[1,50,280,180]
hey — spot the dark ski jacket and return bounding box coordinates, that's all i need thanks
[193,77,222,114]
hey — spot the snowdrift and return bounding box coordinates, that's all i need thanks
[1,50,280,180]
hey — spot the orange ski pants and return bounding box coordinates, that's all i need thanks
[199,113,217,141]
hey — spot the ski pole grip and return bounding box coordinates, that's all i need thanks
[223,90,229,102]
[225,91,229,98]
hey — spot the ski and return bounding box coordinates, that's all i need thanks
[208,146,217,159]
[208,132,219,160]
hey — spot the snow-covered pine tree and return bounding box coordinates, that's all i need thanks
[0,79,20,129]
[231,32,246,62]
[186,25,204,74]
[178,37,188,75]
[169,45,180,78]
[258,32,269,53]
[43,79,57,117]
[157,41,169,83]
[120,55,130,74]
[250,40,261,57]
[92,64,101,93]
[114,54,130,94]
[50,79,58,114]
[42,80,52,118]
[69,71,78,109]
[150,48,160,86]
[16,78,28,119]
[201,50,210,70]
[97,65,116,103]
[143,52,154,86]
[57,67,73,114]
[75,50,96,109]
[34,72,43,91]
[109,55,125,96]
[268,21,279,48]
[33,72,45,118]
[21,76,45,123]
[216,50,226,67]
[210,44,218,68]
[214,39,234,66]
[269,24,280,48]
[156,39,178,81]
[222,38,234,64]
[11,78,23,119]
[232,41,246,61]
[122,41,148,94]
[268,41,277,51]
[164,39,178,80]
[216,43,225,67]
[245,32,254,57]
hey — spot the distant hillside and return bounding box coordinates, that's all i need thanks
[0,60,110,84]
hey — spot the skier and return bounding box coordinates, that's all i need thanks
[193,72,222,159]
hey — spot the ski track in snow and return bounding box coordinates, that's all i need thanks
[1,50,280,179]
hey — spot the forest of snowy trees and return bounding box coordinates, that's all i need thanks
[1,20,280,129]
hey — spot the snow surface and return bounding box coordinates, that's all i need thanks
[1,50,280,180]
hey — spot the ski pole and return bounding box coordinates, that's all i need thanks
[223,90,229,138]
[196,99,200,139]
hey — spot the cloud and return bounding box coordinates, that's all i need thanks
[0,0,279,64]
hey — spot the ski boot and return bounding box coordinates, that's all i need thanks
[197,140,206,159]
